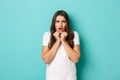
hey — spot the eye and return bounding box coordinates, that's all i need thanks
[62,20,66,23]
[56,20,59,23]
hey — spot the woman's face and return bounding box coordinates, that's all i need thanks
[55,15,67,33]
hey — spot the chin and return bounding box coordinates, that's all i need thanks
[59,31,64,33]
[58,30,64,33]
[59,32,62,33]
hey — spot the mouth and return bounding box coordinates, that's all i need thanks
[58,28,64,32]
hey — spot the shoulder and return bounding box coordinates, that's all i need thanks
[42,32,51,45]
[44,32,51,35]
[73,31,79,36]
[43,32,51,39]
[73,31,80,40]
[43,32,51,36]
[73,31,80,45]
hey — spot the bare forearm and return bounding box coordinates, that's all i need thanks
[62,41,80,63]
[43,40,60,64]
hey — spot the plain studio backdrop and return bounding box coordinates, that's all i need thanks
[0,0,120,80]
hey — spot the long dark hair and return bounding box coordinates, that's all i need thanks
[48,10,74,48]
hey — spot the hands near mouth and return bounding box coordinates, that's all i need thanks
[53,31,68,42]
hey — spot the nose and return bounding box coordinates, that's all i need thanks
[60,22,62,27]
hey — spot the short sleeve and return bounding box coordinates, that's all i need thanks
[73,31,80,45]
[42,32,50,46]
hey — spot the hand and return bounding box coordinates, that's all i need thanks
[53,31,60,41]
[61,32,68,41]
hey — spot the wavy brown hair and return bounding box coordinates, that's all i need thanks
[48,10,74,49]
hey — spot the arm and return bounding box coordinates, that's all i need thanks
[42,32,61,64]
[62,41,80,63]
[61,32,80,63]
[42,40,60,64]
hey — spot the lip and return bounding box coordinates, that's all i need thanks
[58,28,64,31]
[57,28,64,33]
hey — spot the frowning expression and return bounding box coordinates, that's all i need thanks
[55,15,67,33]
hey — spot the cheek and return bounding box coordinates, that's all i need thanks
[55,25,59,31]
[55,23,59,27]
[63,24,67,29]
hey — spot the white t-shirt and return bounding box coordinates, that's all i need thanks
[42,31,80,80]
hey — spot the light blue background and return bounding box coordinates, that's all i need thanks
[0,0,120,80]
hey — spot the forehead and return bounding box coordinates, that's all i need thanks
[56,15,66,20]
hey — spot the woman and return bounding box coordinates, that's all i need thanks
[42,10,80,80]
